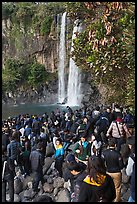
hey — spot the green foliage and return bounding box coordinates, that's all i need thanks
[40,16,53,35]
[66,2,135,108]
[27,63,47,87]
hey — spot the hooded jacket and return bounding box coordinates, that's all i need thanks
[78,173,116,202]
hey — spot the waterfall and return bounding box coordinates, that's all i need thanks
[56,13,60,56]
[58,12,67,103]
[67,20,82,106]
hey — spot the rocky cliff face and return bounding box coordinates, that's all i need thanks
[2,18,102,108]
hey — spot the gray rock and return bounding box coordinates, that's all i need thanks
[122,189,130,201]
[14,177,23,194]
[53,187,59,196]
[121,168,130,184]
[53,177,65,188]
[43,183,54,193]
[47,177,53,184]
[14,194,21,202]
[24,189,37,199]
[23,176,33,190]
[46,168,52,175]
[43,157,54,175]
[56,189,70,202]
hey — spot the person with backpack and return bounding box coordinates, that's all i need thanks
[78,156,116,202]
[67,161,87,202]
[106,116,130,152]
[2,146,15,202]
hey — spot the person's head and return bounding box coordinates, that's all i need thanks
[108,138,116,148]
[55,138,62,146]
[116,116,123,123]
[106,107,111,113]
[66,153,76,163]
[36,142,43,150]
[67,161,82,175]
[87,156,106,181]
[80,135,87,143]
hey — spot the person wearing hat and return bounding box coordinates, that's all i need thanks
[106,116,130,152]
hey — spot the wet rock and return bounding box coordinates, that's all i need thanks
[43,183,54,193]
[53,177,65,188]
[55,189,70,202]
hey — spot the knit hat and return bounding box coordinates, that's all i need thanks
[66,153,76,163]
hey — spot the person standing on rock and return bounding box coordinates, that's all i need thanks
[2,146,15,202]
[54,138,65,177]
[78,156,116,202]
[29,142,44,192]
[101,138,124,202]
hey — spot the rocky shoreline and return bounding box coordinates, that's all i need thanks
[6,144,131,202]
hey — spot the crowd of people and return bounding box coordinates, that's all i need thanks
[2,103,135,202]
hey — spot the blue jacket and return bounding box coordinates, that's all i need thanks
[54,145,64,159]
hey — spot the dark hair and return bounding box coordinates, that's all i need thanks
[108,138,116,147]
[87,156,106,183]
[67,161,82,172]
[55,138,62,144]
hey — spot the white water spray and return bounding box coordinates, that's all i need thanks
[67,20,82,106]
[58,12,67,103]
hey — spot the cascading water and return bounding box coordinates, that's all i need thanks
[58,12,67,103]
[67,20,83,106]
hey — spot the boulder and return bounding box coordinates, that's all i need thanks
[47,177,53,184]
[53,177,65,188]
[14,177,23,194]
[53,187,59,196]
[24,189,37,199]
[43,157,54,175]
[56,189,70,202]
[14,194,21,202]
[43,183,54,193]
[122,189,130,201]
[33,194,53,202]
[23,175,33,190]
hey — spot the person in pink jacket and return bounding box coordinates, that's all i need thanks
[106,116,131,152]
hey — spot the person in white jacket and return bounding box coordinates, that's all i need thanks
[126,137,135,176]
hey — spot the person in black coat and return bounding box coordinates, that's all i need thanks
[78,156,116,202]
[29,142,44,192]
[101,138,124,202]
[2,147,15,202]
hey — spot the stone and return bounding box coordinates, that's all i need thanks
[122,189,130,201]
[14,194,21,202]
[43,183,54,193]
[24,189,37,199]
[28,182,33,189]
[14,177,23,194]
[121,168,130,184]
[43,157,54,175]
[23,175,33,190]
[47,177,53,184]
[53,187,59,196]
[56,189,71,202]
[33,195,53,202]
[53,177,65,188]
